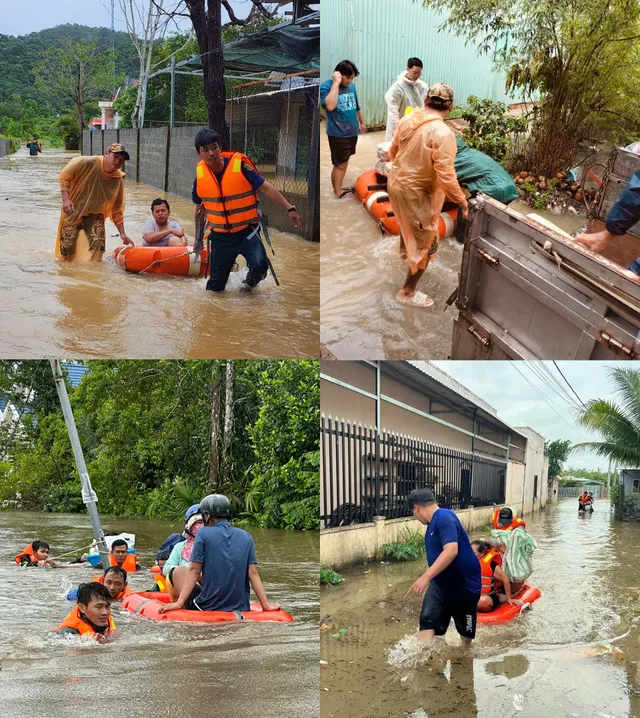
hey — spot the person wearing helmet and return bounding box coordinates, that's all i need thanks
[161,510,205,598]
[155,504,200,560]
[387,83,468,308]
[158,494,280,615]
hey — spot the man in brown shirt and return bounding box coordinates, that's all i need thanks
[56,143,134,262]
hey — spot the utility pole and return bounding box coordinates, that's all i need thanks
[50,360,110,571]
[606,457,612,499]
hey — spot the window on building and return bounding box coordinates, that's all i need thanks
[534,475,538,498]
[633,480,640,494]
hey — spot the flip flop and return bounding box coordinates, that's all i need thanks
[396,290,434,308]
[337,186,355,199]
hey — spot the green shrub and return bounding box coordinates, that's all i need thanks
[379,526,425,561]
[460,96,528,163]
[42,483,85,513]
[320,567,344,585]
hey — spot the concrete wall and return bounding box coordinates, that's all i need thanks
[81,127,310,238]
[119,128,139,182]
[548,477,559,502]
[138,127,169,190]
[321,505,497,569]
[82,131,91,156]
[622,470,640,498]
[516,426,548,516]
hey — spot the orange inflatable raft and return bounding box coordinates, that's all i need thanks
[113,245,209,276]
[122,591,293,623]
[354,169,458,238]
[477,584,541,624]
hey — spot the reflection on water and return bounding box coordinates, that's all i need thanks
[320,499,640,717]
[0,512,319,718]
[0,147,319,358]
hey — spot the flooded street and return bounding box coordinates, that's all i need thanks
[0,147,319,359]
[319,129,590,361]
[0,511,319,718]
[320,499,640,717]
[320,129,463,360]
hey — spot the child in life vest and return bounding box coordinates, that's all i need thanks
[471,540,522,612]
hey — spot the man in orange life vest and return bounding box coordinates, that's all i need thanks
[55,582,116,641]
[491,506,526,532]
[192,129,304,292]
[95,565,132,600]
[109,539,140,572]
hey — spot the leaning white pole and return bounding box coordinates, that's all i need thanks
[50,360,110,571]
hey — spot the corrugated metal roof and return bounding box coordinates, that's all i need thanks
[321,0,520,127]
[61,363,89,388]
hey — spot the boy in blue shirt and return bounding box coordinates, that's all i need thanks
[320,60,366,198]
[408,488,481,647]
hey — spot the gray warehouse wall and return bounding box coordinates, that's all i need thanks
[118,129,139,182]
[138,127,168,189]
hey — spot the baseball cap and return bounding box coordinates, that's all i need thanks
[427,82,454,104]
[107,143,130,160]
[498,507,513,523]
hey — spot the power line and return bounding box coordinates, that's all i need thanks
[526,361,582,412]
[510,361,590,441]
[553,361,588,410]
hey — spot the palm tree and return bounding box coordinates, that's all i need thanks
[572,366,640,466]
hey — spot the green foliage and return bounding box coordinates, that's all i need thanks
[418,0,640,175]
[320,568,344,585]
[573,367,640,467]
[610,482,620,505]
[460,96,527,162]
[43,483,84,513]
[563,467,609,483]
[379,526,425,562]
[545,439,572,478]
[56,115,82,150]
[0,360,319,528]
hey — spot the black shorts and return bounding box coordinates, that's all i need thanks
[419,581,480,639]
[487,593,500,610]
[328,135,358,166]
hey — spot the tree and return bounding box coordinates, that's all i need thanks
[572,366,640,467]
[545,438,572,478]
[152,0,279,147]
[118,0,169,127]
[56,115,82,150]
[223,360,234,484]
[33,41,119,142]
[419,0,640,175]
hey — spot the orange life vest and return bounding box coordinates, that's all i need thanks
[54,606,115,638]
[479,552,496,595]
[109,552,137,573]
[15,544,39,565]
[491,508,526,531]
[580,494,589,504]
[92,574,132,600]
[196,153,260,234]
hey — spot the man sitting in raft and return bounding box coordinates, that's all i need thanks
[55,582,115,641]
[143,198,187,247]
[491,506,526,531]
[192,129,303,292]
[56,143,134,262]
[158,493,280,615]
[471,540,522,612]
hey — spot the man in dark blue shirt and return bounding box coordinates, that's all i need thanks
[575,169,640,277]
[158,493,280,615]
[320,60,366,198]
[192,129,303,292]
[408,488,481,647]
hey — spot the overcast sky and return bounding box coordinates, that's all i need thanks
[0,1,284,37]
[430,361,623,474]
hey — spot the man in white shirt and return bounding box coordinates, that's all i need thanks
[142,198,187,247]
[384,58,429,142]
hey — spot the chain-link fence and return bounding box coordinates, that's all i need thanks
[229,72,318,195]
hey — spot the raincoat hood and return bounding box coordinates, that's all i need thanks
[395,109,444,144]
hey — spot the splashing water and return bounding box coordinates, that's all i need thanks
[386,633,439,669]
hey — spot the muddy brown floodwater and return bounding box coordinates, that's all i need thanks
[0,147,319,358]
[321,499,640,717]
[319,129,588,360]
[0,511,319,718]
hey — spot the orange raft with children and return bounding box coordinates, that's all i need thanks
[477,584,542,625]
[354,169,458,238]
[113,245,209,277]
[122,591,293,624]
